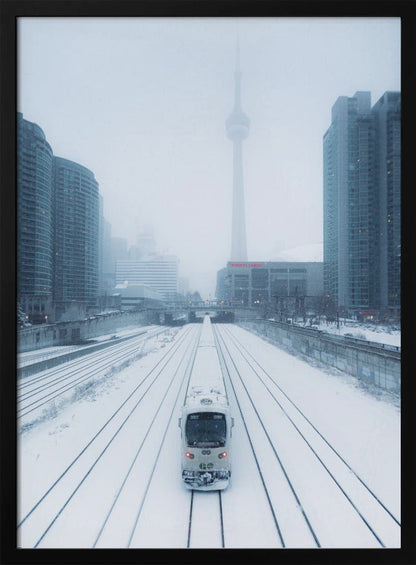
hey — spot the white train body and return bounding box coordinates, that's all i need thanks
[179,317,233,490]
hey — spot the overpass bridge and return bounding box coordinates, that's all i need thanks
[148,301,260,325]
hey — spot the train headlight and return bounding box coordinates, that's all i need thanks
[218,451,227,459]
[185,451,194,459]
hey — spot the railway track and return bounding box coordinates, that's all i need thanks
[187,490,225,548]
[214,324,312,548]
[222,325,401,525]
[18,321,400,548]
[18,325,199,548]
[213,324,400,548]
[17,327,170,425]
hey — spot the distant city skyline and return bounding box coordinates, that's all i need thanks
[18,17,401,297]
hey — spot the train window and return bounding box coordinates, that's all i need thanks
[185,412,226,448]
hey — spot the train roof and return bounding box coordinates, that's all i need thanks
[183,385,229,412]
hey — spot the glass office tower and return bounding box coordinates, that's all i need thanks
[372,92,401,315]
[323,91,401,319]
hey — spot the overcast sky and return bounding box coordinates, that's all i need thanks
[18,17,400,298]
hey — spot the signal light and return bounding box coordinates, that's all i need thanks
[185,452,194,459]
[218,451,227,459]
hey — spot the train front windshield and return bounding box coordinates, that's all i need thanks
[185,412,226,447]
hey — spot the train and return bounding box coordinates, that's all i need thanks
[178,316,234,490]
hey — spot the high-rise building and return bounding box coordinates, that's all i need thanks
[323,92,376,311]
[53,157,100,310]
[226,43,250,262]
[110,237,129,263]
[115,255,178,299]
[17,113,104,321]
[178,276,190,297]
[100,216,114,292]
[137,225,156,258]
[323,91,401,318]
[98,195,105,295]
[17,112,54,322]
[372,92,401,313]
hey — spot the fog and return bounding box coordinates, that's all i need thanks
[18,17,400,298]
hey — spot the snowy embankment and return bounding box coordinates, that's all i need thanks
[17,326,154,368]
[301,320,400,348]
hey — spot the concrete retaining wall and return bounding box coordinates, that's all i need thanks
[17,330,148,379]
[18,310,151,353]
[239,319,400,394]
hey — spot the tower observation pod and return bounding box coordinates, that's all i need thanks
[226,41,250,262]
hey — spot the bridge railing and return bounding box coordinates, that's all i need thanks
[148,302,256,311]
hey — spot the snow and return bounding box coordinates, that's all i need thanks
[318,322,400,347]
[282,319,401,348]
[18,320,400,548]
[17,326,154,368]
[227,325,399,546]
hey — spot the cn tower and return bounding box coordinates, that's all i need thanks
[226,41,250,262]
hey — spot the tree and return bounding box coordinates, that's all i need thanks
[17,302,30,328]
[314,293,337,323]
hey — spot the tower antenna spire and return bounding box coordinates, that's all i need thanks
[226,31,250,262]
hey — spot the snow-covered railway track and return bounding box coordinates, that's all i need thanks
[17,327,167,423]
[214,325,311,548]
[18,321,399,548]
[214,324,401,548]
[95,326,202,549]
[19,344,91,367]
[222,325,401,530]
[17,325,200,548]
[187,490,224,548]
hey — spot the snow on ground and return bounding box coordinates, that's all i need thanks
[279,319,401,348]
[316,321,400,347]
[17,326,154,368]
[18,344,89,368]
[18,328,181,519]
[230,325,400,518]
[18,321,400,548]
[86,326,150,342]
